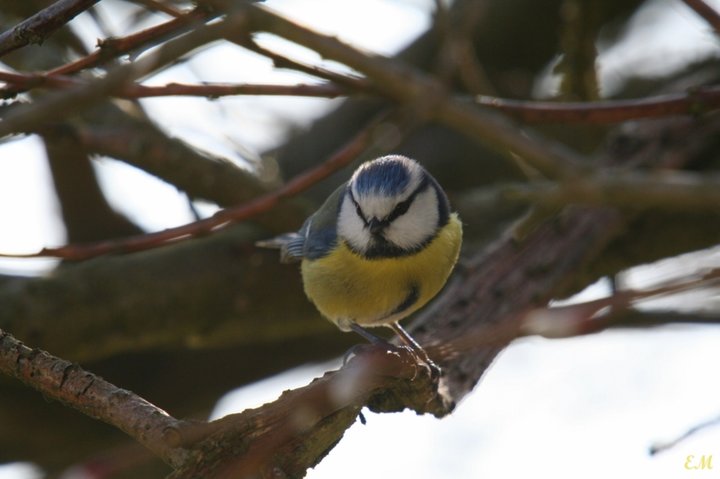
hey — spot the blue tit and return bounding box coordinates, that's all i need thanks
[258,155,462,366]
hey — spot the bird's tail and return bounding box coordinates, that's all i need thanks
[255,233,304,263]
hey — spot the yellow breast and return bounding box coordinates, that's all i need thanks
[301,214,462,330]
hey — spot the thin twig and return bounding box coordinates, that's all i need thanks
[245,4,588,179]
[0,109,404,260]
[237,36,374,92]
[120,81,351,98]
[0,0,101,57]
[521,267,720,338]
[433,0,493,95]
[650,414,720,455]
[5,63,720,119]
[476,86,720,123]
[0,70,352,98]
[0,6,214,99]
[497,172,720,211]
[125,0,185,18]
[51,7,213,76]
[683,0,720,36]
[0,10,250,138]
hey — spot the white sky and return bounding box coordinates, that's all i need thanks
[2,0,720,477]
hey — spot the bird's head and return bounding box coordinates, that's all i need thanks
[338,155,450,258]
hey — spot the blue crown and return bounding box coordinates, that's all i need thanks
[353,156,413,197]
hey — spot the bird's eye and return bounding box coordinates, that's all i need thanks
[386,197,412,223]
[394,198,411,216]
[355,204,366,222]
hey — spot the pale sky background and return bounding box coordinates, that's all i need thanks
[2,0,720,478]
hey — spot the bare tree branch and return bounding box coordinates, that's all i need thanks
[0,6,215,99]
[6,64,720,122]
[683,0,720,36]
[650,413,720,455]
[0,11,250,138]
[0,70,353,98]
[244,3,588,179]
[497,171,720,211]
[168,345,449,479]
[0,328,188,467]
[0,0,100,57]
[0,108,406,260]
[475,86,720,123]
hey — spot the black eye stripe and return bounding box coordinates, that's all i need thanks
[389,197,411,219]
[347,175,429,227]
[385,176,428,223]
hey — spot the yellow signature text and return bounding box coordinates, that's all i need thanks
[685,454,713,470]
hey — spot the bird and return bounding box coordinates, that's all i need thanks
[257,155,462,371]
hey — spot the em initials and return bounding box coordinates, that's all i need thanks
[685,454,713,470]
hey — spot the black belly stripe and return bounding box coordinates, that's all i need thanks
[389,284,420,317]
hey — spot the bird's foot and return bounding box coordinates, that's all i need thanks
[347,323,441,380]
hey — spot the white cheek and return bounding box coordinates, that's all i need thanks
[384,188,439,249]
[337,195,372,251]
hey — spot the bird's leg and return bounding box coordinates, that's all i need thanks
[343,323,393,366]
[389,322,441,378]
[347,323,441,379]
[349,323,389,344]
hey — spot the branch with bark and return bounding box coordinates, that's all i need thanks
[0,0,100,56]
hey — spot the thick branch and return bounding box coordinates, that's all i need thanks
[0,329,187,467]
[0,226,321,361]
[169,345,449,478]
[70,100,300,231]
[43,128,144,243]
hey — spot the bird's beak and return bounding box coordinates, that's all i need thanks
[368,218,384,235]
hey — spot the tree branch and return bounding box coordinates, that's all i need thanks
[475,86,720,123]
[0,328,188,467]
[0,108,406,260]
[0,0,101,57]
[242,3,592,180]
[0,69,353,99]
[650,413,720,455]
[683,0,720,36]
[70,108,300,232]
[0,10,250,139]
[237,35,374,91]
[6,64,720,121]
[168,345,449,479]
[497,171,720,211]
[119,81,352,98]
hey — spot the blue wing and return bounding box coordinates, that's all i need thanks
[256,183,346,262]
